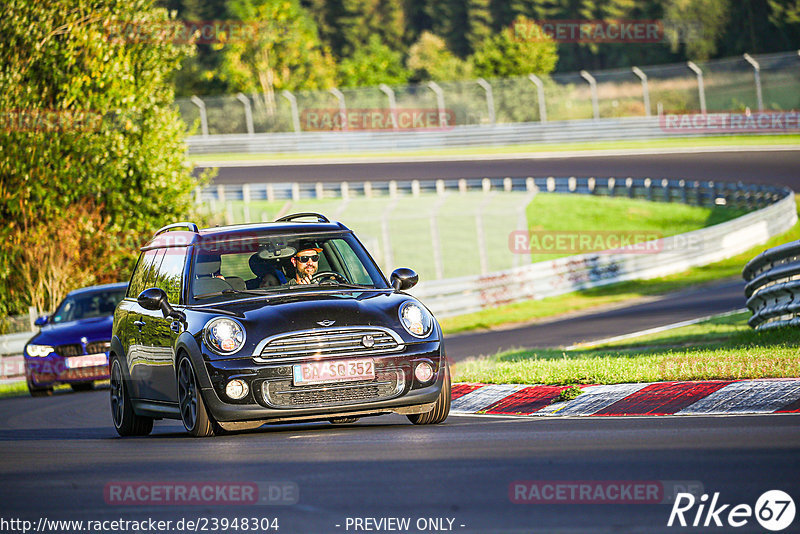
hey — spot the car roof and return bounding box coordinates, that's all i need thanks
[66,282,128,297]
[142,217,350,250]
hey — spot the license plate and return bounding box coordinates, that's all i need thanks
[293,358,375,386]
[65,353,107,369]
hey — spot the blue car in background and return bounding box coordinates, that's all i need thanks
[24,282,128,396]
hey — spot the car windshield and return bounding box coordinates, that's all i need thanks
[51,288,127,324]
[189,233,389,303]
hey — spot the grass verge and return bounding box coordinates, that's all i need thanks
[451,311,800,385]
[440,199,800,335]
[188,134,800,164]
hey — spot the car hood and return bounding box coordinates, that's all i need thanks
[188,290,433,348]
[31,315,114,346]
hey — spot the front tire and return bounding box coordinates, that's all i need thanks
[27,379,53,397]
[407,360,451,425]
[177,356,215,437]
[110,357,153,436]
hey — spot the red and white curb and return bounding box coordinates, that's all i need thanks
[450,379,800,417]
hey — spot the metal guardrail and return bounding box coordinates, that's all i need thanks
[744,240,800,330]
[187,116,738,155]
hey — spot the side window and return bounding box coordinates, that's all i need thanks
[144,249,166,290]
[127,249,159,298]
[330,239,372,285]
[155,248,188,304]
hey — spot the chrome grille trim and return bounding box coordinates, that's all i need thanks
[252,326,404,362]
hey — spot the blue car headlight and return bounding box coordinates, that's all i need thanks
[26,344,54,357]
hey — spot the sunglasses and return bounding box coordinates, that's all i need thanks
[296,254,319,263]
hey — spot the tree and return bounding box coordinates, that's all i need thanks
[663,0,731,59]
[221,0,336,115]
[337,35,410,87]
[406,31,474,82]
[0,0,203,315]
[471,16,558,78]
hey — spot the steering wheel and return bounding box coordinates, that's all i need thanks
[311,271,349,284]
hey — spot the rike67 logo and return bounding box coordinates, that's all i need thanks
[668,490,795,531]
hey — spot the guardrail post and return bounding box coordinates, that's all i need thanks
[426,81,448,128]
[459,179,467,194]
[216,184,226,203]
[687,61,707,114]
[242,183,251,204]
[329,88,347,131]
[526,177,535,192]
[679,180,688,203]
[695,181,703,206]
[743,53,764,112]
[195,186,203,204]
[504,177,513,192]
[528,74,547,122]
[281,90,301,133]
[235,93,255,135]
[476,78,496,125]
[378,84,399,130]
[662,179,670,202]
[341,182,349,200]
[190,95,209,136]
[626,177,634,198]
[364,181,373,198]
[315,182,324,199]
[546,177,555,192]
[266,184,274,202]
[644,178,652,201]
[608,177,616,197]
[291,183,300,201]
[436,179,446,196]
[588,177,596,194]
[482,178,492,193]
[389,181,398,198]
[412,180,421,197]
[568,177,576,192]
[632,67,651,116]
[580,70,600,120]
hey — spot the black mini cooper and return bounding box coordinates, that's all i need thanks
[110,213,450,437]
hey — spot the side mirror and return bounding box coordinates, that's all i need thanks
[34,315,49,327]
[137,288,184,321]
[390,268,419,291]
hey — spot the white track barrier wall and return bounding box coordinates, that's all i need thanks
[410,191,797,318]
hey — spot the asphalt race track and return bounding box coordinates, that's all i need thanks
[445,279,746,361]
[0,390,799,533]
[2,149,798,533]
[204,149,800,189]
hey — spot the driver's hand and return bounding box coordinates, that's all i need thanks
[298,274,312,284]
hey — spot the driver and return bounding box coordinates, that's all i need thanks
[290,247,322,285]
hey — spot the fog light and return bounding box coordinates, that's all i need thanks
[225,379,249,400]
[414,362,434,383]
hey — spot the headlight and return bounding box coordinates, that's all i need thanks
[399,302,434,338]
[204,318,245,355]
[26,344,54,357]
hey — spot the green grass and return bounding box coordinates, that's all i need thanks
[440,199,800,334]
[0,381,29,398]
[451,311,800,385]
[188,134,800,163]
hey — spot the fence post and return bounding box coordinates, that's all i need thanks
[378,84,399,130]
[687,61,707,114]
[743,53,764,112]
[580,70,600,120]
[329,88,347,131]
[426,81,448,128]
[476,78,496,125]
[632,66,651,116]
[235,93,254,135]
[281,90,301,133]
[528,74,547,122]
[190,95,209,136]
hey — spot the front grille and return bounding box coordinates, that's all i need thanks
[262,368,404,408]
[55,344,82,357]
[86,340,111,354]
[256,327,402,361]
